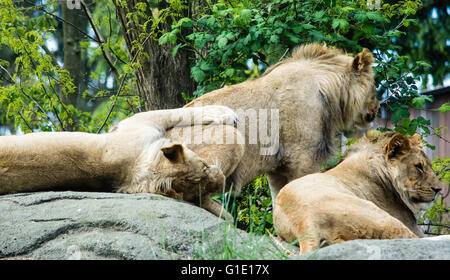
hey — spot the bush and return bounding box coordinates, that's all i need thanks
[418,158,450,235]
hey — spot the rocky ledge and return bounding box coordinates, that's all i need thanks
[1,191,449,260]
[0,191,282,260]
[294,238,450,260]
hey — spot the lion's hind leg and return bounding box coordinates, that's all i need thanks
[309,196,418,247]
[294,196,418,255]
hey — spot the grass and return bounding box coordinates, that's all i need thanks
[190,176,295,260]
[190,219,292,260]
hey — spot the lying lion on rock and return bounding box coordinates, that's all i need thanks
[0,106,237,220]
[274,131,445,254]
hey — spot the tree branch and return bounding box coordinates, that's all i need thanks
[24,0,99,43]
[418,223,450,229]
[80,0,120,83]
[17,35,68,130]
[96,31,153,133]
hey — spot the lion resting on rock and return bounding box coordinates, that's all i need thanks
[273,131,445,254]
[0,106,238,220]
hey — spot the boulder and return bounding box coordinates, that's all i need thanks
[294,238,450,260]
[0,191,284,260]
[5,191,446,260]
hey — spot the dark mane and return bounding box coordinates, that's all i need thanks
[315,89,336,162]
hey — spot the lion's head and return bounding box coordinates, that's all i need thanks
[159,143,225,199]
[359,131,444,212]
[347,48,380,129]
[287,44,380,131]
[123,141,225,199]
[383,133,443,211]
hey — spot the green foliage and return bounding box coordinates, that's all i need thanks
[388,0,449,87]
[233,175,274,235]
[191,224,290,260]
[0,0,140,133]
[161,0,442,146]
[418,158,450,235]
[213,175,274,235]
[0,0,77,132]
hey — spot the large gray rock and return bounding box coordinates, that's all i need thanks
[6,191,446,260]
[0,191,285,260]
[294,238,450,260]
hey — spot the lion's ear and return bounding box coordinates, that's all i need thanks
[351,48,374,73]
[161,143,185,163]
[410,133,424,148]
[365,129,382,141]
[383,133,411,160]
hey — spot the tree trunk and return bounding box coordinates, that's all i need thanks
[61,2,84,130]
[114,0,196,111]
[61,3,82,105]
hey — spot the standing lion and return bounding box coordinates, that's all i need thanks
[178,43,380,201]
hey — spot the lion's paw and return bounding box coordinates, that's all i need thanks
[198,105,238,126]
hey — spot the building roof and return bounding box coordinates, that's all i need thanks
[421,86,450,96]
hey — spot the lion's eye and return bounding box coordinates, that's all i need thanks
[415,163,423,173]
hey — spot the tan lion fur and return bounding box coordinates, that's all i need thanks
[273,131,445,254]
[181,43,379,201]
[0,106,238,220]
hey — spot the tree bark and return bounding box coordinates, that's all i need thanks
[114,0,196,111]
[61,1,89,130]
[61,2,82,108]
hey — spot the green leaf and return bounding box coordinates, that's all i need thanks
[411,95,433,108]
[416,61,432,69]
[313,11,325,20]
[269,34,279,43]
[158,33,170,45]
[355,12,368,22]
[332,19,349,30]
[301,23,315,30]
[177,17,193,28]
[239,9,252,26]
[79,41,90,49]
[392,106,410,123]
[212,3,226,13]
[171,43,187,58]
[168,32,177,44]
[286,32,301,43]
[217,36,228,48]
[191,66,206,83]
[221,68,235,78]
[198,61,215,71]
[225,32,235,40]
[437,102,450,113]
[366,11,385,23]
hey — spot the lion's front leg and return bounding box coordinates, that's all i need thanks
[201,195,234,222]
[267,172,289,204]
[116,106,237,132]
[116,183,184,200]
